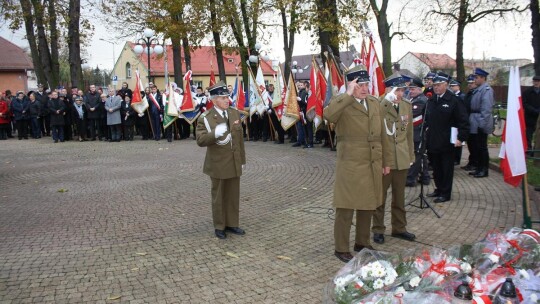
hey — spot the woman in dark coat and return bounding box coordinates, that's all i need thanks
[72,96,87,141]
[121,95,136,141]
[11,91,30,140]
[48,91,66,143]
[28,92,41,139]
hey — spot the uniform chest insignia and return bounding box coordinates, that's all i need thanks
[442,104,449,108]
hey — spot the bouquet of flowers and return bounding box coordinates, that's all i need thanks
[329,249,417,304]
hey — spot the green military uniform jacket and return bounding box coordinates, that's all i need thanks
[323,94,391,210]
[380,98,415,170]
[196,107,246,179]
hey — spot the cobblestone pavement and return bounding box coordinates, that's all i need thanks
[0,137,524,303]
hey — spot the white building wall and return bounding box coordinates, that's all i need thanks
[397,53,430,78]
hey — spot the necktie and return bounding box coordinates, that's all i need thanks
[359,99,367,111]
[223,110,229,129]
[394,104,399,112]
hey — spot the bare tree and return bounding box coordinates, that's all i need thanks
[427,0,528,84]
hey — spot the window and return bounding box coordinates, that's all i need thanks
[193,80,203,88]
[126,62,132,78]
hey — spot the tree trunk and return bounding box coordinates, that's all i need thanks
[31,0,54,88]
[182,37,191,80]
[47,0,59,86]
[280,2,297,81]
[20,0,46,87]
[68,0,82,88]
[370,0,392,76]
[456,0,468,88]
[531,0,540,76]
[209,0,226,82]
[171,34,183,88]
[316,0,341,67]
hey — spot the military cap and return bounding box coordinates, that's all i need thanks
[466,74,475,83]
[449,80,461,86]
[37,84,44,88]
[401,74,412,83]
[424,72,436,80]
[408,77,424,88]
[533,75,540,81]
[208,81,229,97]
[383,75,407,88]
[473,67,489,77]
[432,72,451,84]
[345,65,370,83]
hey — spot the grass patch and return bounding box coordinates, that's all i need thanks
[490,157,540,186]
[488,135,501,145]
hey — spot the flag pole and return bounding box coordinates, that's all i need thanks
[522,173,533,228]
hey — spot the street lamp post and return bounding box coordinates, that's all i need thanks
[133,28,164,85]
[99,38,116,88]
[291,61,303,80]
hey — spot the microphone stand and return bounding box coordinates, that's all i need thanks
[406,97,441,218]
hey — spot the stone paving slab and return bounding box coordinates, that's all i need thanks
[0,138,524,303]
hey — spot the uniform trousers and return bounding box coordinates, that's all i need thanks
[466,134,479,168]
[372,169,408,234]
[334,208,374,252]
[473,132,489,171]
[210,177,240,230]
[150,113,161,140]
[429,149,455,199]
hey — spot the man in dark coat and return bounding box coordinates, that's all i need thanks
[84,85,102,140]
[35,85,50,137]
[48,91,66,143]
[121,95,136,141]
[11,91,30,140]
[450,80,466,165]
[148,85,163,140]
[461,75,478,171]
[523,75,540,151]
[425,73,469,203]
[406,78,430,187]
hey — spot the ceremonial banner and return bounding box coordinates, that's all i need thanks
[131,70,149,114]
[499,66,527,187]
[180,71,195,113]
[256,64,272,115]
[247,68,264,117]
[280,73,300,131]
[367,36,386,97]
[306,57,327,129]
[163,83,179,129]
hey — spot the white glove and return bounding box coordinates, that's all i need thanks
[296,97,301,101]
[264,105,269,110]
[138,113,144,117]
[385,87,397,102]
[214,123,227,138]
[267,109,272,114]
[242,164,245,170]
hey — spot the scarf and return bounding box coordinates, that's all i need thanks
[74,102,84,119]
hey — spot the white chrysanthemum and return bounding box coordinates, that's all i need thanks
[373,267,386,278]
[373,278,384,289]
[371,261,383,271]
[384,275,395,286]
[360,266,371,279]
[518,269,530,280]
[394,286,406,295]
[334,274,356,288]
[409,276,421,287]
[488,254,500,263]
[460,262,472,274]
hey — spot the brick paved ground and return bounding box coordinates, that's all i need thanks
[0,138,525,303]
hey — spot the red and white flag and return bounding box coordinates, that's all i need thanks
[132,70,144,104]
[366,37,385,97]
[499,66,527,187]
[209,61,216,87]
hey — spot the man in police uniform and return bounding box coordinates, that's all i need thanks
[372,75,415,244]
[468,68,494,178]
[426,73,469,203]
[462,74,478,171]
[196,81,246,240]
[450,80,466,165]
[406,78,430,187]
[324,65,391,263]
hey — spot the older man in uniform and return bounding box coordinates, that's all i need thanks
[406,78,430,187]
[468,68,494,178]
[461,74,478,171]
[196,81,246,240]
[426,73,469,203]
[324,66,391,263]
[372,75,415,244]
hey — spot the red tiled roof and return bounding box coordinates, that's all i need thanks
[0,36,33,70]
[411,52,456,70]
[129,44,275,76]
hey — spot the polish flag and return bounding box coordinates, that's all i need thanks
[366,37,385,97]
[499,66,527,187]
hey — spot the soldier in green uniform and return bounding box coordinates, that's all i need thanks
[371,75,416,244]
[196,81,246,239]
[324,65,391,263]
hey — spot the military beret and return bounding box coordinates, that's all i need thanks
[208,81,229,97]
[345,65,370,83]
[473,67,489,77]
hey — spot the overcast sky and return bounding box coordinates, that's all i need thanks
[0,5,533,72]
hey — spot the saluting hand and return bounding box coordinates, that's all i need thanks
[346,78,359,96]
[385,87,398,103]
